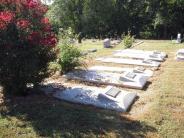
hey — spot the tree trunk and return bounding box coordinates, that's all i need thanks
[78,37,82,43]
[163,25,167,39]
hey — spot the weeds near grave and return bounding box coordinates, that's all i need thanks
[122,32,135,48]
[58,43,85,73]
[58,28,85,73]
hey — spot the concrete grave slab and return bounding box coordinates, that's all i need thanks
[64,70,149,89]
[176,55,184,61]
[113,51,165,62]
[114,49,167,58]
[176,49,184,61]
[96,57,161,67]
[89,66,153,77]
[53,85,137,112]
[177,49,184,55]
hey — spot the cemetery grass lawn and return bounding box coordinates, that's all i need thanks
[77,39,124,57]
[0,40,184,137]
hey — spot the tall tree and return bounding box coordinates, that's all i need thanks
[82,0,115,38]
[47,0,84,40]
[48,0,184,39]
[153,0,184,38]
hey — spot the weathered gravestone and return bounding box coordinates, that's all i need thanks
[103,38,111,48]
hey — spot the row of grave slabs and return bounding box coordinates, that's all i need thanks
[42,43,167,112]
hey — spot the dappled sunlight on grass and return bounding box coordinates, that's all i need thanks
[0,93,156,138]
[1,40,184,137]
[76,39,124,57]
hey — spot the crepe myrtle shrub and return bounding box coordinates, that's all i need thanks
[0,0,58,95]
[122,32,135,48]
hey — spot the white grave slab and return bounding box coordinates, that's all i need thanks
[89,66,153,77]
[176,49,184,61]
[53,85,137,112]
[113,52,164,62]
[64,70,149,89]
[114,49,167,58]
[176,49,184,55]
[96,57,160,67]
[176,55,184,61]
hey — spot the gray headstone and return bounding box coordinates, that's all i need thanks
[103,38,111,48]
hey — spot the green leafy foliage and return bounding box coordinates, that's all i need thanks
[140,31,156,39]
[58,27,84,73]
[59,27,78,43]
[48,0,184,39]
[123,32,134,48]
[58,44,83,73]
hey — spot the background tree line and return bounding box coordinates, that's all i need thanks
[47,0,184,39]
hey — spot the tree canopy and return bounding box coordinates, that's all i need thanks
[47,0,184,39]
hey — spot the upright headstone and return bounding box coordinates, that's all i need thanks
[103,38,111,48]
[177,33,181,43]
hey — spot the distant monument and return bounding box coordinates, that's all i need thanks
[177,33,181,43]
[103,38,111,48]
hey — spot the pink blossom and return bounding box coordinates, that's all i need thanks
[26,0,39,8]
[16,19,30,29]
[0,11,14,23]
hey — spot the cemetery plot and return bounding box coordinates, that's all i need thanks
[113,51,165,62]
[53,85,137,112]
[89,66,153,77]
[96,57,161,67]
[176,49,184,61]
[64,70,149,89]
[114,49,167,58]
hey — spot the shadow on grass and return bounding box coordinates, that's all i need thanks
[1,92,157,138]
[142,81,152,91]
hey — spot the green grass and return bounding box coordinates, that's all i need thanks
[76,39,124,57]
[0,94,155,138]
[1,40,184,138]
[136,40,184,138]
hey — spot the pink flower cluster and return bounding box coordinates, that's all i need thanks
[26,0,39,8]
[0,11,14,23]
[0,11,15,30]
[0,0,57,47]
[40,33,57,47]
[16,19,30,29]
